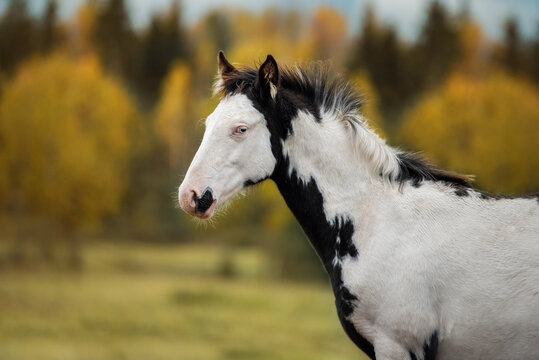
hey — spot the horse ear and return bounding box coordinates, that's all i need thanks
[258,54,279,99]
[217,50,237,78]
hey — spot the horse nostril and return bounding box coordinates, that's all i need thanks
[195,187,214,214]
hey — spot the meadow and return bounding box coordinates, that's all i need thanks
[0,242,367,360]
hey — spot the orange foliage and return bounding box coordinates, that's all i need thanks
[74,1,98,55]
[311,7,347,60]
[456,19,490,76]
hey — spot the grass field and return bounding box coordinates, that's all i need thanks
[0,242,367,360]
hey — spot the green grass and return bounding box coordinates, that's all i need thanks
[0,242,367,360]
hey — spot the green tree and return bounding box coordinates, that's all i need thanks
[200,10,233,53]
[137,1,190,106]
[0,53,140,265]
[93,0,136,81]
[529,24,539,85]
[502,18,522,75]
[125,61,206,239]
[411,1,459,90]
[348,4,377,72]
[73,1,98,56]
[348,5,406,119]
[40,0,59,53]
[398,72,539,195]
[0,0,36,74]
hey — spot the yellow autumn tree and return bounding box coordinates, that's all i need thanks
[456,19,487,76]
[155,62,198,171]
[225,10,315,65]
[398,72,539,194]
[73,1,98,55]
[310,7,348,61]
[0,53,140,263]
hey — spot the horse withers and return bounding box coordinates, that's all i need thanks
[179,52,539,360]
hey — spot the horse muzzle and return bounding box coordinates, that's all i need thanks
[179,186,217,219]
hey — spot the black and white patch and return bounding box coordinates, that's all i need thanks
[409,331,439,360]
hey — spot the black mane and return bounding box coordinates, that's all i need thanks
[217,61,472,190]
[396,152,473,189]
[216,62,364,117]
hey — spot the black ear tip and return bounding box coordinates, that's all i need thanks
[218,50,225,58]
[262,55,278,70]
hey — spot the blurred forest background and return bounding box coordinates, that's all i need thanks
[0,0,538,359]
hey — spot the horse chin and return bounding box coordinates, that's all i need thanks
[218,185,244,206]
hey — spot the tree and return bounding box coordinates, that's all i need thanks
[124,61,205,239]
[154,62,198,172]
[398,72,539,195]
[455,18,486,76]
[376,27,405,112]
[310,7,347,61]
[0,53,140,265]
[0,0,36,74]
[224,9,315,65]
[503,18,522,75]
[74,1,98,56]
[348,4,377,72]
[40,0,59,53]
[411,1,459,90]
[348,5,406,119]
[93,0,136,80]
[201,10,233,53]
[190,10,235,88]
[137,1,190,106]
[528,24,539,85]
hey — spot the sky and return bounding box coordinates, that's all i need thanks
[1,0,538,41]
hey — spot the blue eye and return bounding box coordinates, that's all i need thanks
[234,126,248,135]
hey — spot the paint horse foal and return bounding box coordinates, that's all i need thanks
[179,52,539,360]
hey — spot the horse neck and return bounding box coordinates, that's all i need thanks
[270,111,387,270]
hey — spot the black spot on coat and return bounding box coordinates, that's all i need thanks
[270,157,374,358]
[410,331,438,360]
[454,187,469,197]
